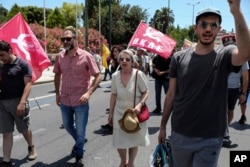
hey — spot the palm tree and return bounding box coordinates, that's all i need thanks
[149,7,174,34]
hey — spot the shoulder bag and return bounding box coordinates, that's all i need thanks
[134,70,150,123]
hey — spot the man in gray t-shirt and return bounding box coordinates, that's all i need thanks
[158,1,250,167]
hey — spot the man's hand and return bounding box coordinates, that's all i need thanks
[16,103,26,117]
[79,92,91,104]
[56,94,61,106]
[158,128,167,144]
[228,0,241,14]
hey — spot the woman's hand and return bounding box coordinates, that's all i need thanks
[108,113,113,127]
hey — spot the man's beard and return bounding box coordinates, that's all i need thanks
[64,43,74,52]
[199,34,216,46]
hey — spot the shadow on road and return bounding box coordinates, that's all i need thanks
[148,127,160,135]
[230,121,250,130]
[93,128,113,136]
[10,155,74,167]
[31,155,74,167]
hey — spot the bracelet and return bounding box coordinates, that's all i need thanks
[140,101,145,106]
[241,92,246,96]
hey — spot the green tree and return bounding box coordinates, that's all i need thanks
[121,5,148,43]
[23,6,44,24]
[169,25,190,49]
[46,7,66,28]
[150,7,174,34]
[6,4,52,26]
[6,4,25,21]
[61,2,83,28]
[87,1,148,45]
[0,4,8,23]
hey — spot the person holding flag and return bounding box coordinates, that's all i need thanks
[0,40,37,167]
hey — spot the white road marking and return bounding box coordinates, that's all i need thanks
[31,104,50,110]
[0,128,47,147]
[29,94,55,101]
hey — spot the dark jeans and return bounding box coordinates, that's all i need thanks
[155,78,169,109]
[103,68,112,80]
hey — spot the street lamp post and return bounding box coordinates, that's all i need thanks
[187,1,200,42]
[167,0,170,34]
[43,0,47,53]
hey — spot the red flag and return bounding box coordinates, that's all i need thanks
[0,12,50,82]
[128,21,176,59]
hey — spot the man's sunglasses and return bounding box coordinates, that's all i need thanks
[60,37,75,42]
[198,21,218,30]
[120,57,131,62]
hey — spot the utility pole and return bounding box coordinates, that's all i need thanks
[187,1,200,42]
[85,0,88,48]
[108,0,112,50]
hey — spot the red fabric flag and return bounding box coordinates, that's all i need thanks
[0,12,51,82]
[128,21,176,59]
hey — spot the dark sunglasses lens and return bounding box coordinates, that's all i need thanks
[120,58,131,62]
[61,37,72,42]
[200,22,217,29]
[211,23,217,29]
[201,22,208,29]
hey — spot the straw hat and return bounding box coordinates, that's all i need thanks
[118,109,140,133]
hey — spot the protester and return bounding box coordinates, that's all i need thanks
[86,46,102,72]
[151,54,172,115]
[0,40,37,167]
[158,1,250,166]
[108,49,150,167]
[136,48,147,73]
[100,45,123,131]
[239,61,250,124]
[224,62,249,147]
[109,45,123,74]
[102,55,112,81]
[221,37,249,147]
[53,26,102,166]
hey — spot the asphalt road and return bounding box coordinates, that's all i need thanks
[0,78,250,167]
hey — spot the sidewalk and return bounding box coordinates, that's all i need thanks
[34,65,106,85]
[34,66,55,84]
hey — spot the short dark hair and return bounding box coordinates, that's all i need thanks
[0,40,12,52]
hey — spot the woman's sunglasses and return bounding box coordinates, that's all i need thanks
[120,57,131,62]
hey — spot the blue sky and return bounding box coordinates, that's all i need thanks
[1,0,250,32]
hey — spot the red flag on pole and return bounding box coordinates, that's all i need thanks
[128,21,176,59]
[0,12,51,82]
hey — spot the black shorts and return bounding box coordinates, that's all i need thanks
[228,88,240,110]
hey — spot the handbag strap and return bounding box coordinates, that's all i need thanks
[133,70,139,107]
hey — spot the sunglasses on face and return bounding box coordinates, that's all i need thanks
[60,37,74,42]
[120,57,131,62]
[198,21,218,30]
